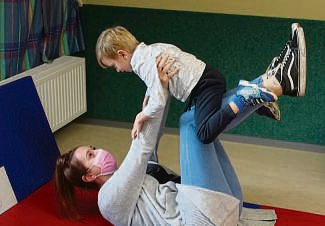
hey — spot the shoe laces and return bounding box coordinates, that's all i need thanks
[281,47,291,68]
[271,42,290,68]
[266,46,292,83]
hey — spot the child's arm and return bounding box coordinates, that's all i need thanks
[142,55,177,110]
[133,87,154,139]
[142,90,150,110]
[131,54,179,139]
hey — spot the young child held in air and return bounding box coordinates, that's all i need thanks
[95,24,305,144]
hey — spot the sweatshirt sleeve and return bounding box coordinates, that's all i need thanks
[98,102,167,225]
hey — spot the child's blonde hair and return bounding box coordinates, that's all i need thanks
[96,26,139,68]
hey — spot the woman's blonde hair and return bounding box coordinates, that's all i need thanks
[96,26,139,68]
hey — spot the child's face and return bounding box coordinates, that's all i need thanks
[101,50,133,73]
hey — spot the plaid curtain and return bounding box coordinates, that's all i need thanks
[0,0,85,80]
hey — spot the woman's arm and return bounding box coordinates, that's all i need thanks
[99,92,171,225]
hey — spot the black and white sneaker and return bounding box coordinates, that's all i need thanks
[266,23,306,96]
[267,23,301,73]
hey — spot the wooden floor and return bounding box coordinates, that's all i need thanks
[54,121,325,216]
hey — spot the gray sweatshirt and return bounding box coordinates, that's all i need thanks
[97,105,239,226]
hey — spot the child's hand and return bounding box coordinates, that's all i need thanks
[156,54,179,89]
[131,112,150,139]
[131,118,144,139]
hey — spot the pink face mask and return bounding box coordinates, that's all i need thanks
[90,149,117,177]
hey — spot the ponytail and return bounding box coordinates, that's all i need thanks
[54,147,97,219]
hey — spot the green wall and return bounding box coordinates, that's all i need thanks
[79,5,325,145]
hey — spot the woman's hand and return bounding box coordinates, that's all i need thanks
[142,54,178,109]
[156,54,179,89]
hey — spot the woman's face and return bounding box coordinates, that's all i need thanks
[73,146,101,176]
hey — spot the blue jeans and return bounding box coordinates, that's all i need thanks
[179,87,262,211]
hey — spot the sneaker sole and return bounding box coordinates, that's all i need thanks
[256,102,281,121]
[291,23,300,39]
[297,26,306,96]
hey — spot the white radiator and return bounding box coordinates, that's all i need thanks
[0,56,87,132]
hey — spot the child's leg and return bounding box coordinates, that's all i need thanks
[193,66,231,144]
[220,88,262,132]
[193,68,276,144]
[195,84,271,142]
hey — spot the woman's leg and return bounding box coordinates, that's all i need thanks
[180,82,265,187]
[213,139,243,210]
[180,108,234,192]
[179,108,243,210]
[179,88,263,199]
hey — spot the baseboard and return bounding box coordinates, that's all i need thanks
[75,118,325,153]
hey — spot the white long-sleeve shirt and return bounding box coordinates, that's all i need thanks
[130,42,206,118]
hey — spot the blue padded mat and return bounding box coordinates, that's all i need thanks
[0,76,59,201]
